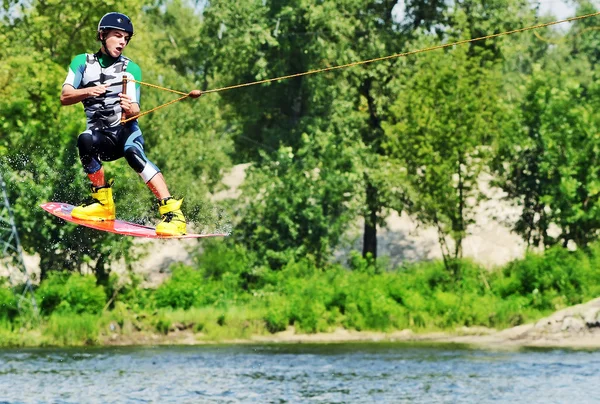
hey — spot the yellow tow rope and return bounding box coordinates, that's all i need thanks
[121,11,600,124]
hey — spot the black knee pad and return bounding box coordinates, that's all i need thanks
[124,146,146,173]
[77,132,95,155]
[77,132,102,173]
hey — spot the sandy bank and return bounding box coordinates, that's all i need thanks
[101,297,600,350]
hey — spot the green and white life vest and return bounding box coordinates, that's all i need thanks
[63,52,142,130]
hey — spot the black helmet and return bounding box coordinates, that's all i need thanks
[97,12,134,36]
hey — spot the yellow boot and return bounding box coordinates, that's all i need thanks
[71,179,116,221]
[156,197,187,236]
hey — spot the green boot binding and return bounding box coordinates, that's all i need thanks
[156,197,187,236]
[71,179,116,221]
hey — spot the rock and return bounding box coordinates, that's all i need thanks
[535,318,563,334]
[455,326,495,336]
[584,309,600,328]
[561,317,585,333]
[169,322,186,332]
[497,323,534,340]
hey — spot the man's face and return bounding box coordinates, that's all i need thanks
[101,29,131,58]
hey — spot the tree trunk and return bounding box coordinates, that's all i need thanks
[359,79,384,261]
[39,258,49,282]
[363,178,378,259]
[453,152,465,277]
[95,255,109,287]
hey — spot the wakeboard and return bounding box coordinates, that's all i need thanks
[40,202,229,239]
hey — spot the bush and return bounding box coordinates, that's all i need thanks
[195,241,259,287]
[107,273,151,310]
[154,316,171,335]
[154,263,253,310]
[36,272,106,315]
[35,272,69,315]
[493,246,593,310]
[285,276,333,333]
[44,312,99,345]
[154,265,204,309]
[344,276,407,330]
[0,284,18,321]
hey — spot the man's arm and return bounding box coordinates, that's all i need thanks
[121,60,142,119]
[119,92,140,118]
[61,54,108,106]
[60,84,107,106]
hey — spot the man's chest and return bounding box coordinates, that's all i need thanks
[81,57,127,88]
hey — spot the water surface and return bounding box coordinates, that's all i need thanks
[0,343,598,403]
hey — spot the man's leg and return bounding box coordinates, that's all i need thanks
[88,167,106,187]
[147,173,186,236]
[72,131,116,221]
[121,124,186,235]
[146,173,171,199]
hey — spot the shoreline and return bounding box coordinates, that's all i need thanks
[98,296,600,350]
[3,323,597,351]
[97,324,600,350]
[3,297,598,351]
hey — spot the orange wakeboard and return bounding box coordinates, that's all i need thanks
[41,202,228,239]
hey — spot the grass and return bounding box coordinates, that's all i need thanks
[156,305,270,341]
[43,313,100,346]
[0,243,599,348]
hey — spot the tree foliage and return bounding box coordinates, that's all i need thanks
[0,0,229,281]
[385,33,507,273]
[2,0,600,282]
[236,131,363,268]
[493,43,600,249]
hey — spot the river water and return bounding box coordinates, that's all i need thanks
[0,343,598,403]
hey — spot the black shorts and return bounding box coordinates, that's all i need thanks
[77,121,160,182]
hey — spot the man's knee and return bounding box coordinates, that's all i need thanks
[77,132,102,173]
[124,147,146,173]
[124,147,159,183]
[77,132,95,154]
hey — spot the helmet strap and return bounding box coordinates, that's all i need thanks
[98,29,130,56]
[98,31,108,54]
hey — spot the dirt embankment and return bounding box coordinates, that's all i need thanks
[102,297,600,350]
[250,297,600,349]
[443,296,600,349]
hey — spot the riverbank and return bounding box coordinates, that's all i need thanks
[3,297,598,350]
[3,244,600,350]
[97,297,600,350]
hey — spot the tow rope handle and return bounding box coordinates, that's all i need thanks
[121,76,128,125]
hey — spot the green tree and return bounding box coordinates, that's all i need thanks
[4,0,143,65]
[570,1,600,68]
[305,0,407,259]
[384,34,507,275]
[236,129,364,268]
[493,53,600,249]
[200,0,410,261]
[0,0,232,282]
[491,2,600,250]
